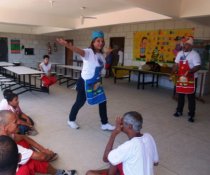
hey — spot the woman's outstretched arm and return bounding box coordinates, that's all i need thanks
[56,38,85,57]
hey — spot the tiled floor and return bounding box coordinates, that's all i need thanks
[1,78,209,175]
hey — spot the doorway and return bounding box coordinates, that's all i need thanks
[110,37,125,65]
[65,39,73,65]
[0,37,8,62]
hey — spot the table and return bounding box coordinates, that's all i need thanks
[0,62,14,67]
[0,62,14,74]
[196,70,208,103]
[57,65,82,71]
[3,66,44,94]
[113,66,208,103]
[112,66,170,89]
[73,59,83,66]
[57,65,82,87]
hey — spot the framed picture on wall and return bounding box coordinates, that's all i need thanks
[24,48,34,55]
[11,39,21,54]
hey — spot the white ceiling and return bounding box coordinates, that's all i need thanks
[0,0,210,35]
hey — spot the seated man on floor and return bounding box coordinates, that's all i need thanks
[0,89,38,136]
[0,135,19,175]
[0,110,77,175]
[86,111,159,175]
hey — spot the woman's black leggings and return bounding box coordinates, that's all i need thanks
[69,78,108,124]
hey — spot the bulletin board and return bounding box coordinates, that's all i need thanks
[11,39,21,54]
[133,28,194,63]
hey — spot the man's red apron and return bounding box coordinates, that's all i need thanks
[176,60,195,94]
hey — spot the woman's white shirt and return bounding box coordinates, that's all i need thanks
[81,48,105,80]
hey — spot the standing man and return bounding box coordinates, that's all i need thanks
[118,48,124,66]
[172,36,201,122]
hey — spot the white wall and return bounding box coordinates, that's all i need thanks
[1,19,209,93]
[64,19,210,93]
[0,33,65,68]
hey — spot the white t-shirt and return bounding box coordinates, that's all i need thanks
[118,50,123,65]
[81,48,105,80]
[108,133,159,175]
[39,62,52,74]
[0,99,15,112]
[175,50,201,78]
[0,99,9,110]
[17,145,33,165]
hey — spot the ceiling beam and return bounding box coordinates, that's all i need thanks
[0,8,75,29]
[180,0,210,17]
[127,0,182,18]
[74,8,171,29]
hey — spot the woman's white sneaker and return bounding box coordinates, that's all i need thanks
[101,123,115,131]
[67,121,79,129]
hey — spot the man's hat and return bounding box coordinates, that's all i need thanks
[184,36,194,45]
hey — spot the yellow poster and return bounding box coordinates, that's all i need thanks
[133,28,194,63]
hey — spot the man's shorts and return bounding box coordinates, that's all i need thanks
[101,163,124,175]
[16,139,49,175]
[105,64,111,69]
[17,159,48,175]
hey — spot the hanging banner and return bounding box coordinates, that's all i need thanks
[11,39,21,54]
[133,28,194,63]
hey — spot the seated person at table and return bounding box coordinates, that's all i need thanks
[0,135,19,175]
[105,47,114,78]
[0,110,77,175]
[0,90,37,136]
[86,111,159,175]
[39,54,57,89]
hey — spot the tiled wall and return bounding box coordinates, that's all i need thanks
[64,19,210,93]
[0,33,65,68]
[65,19,210,63]
[0,19,209,93]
